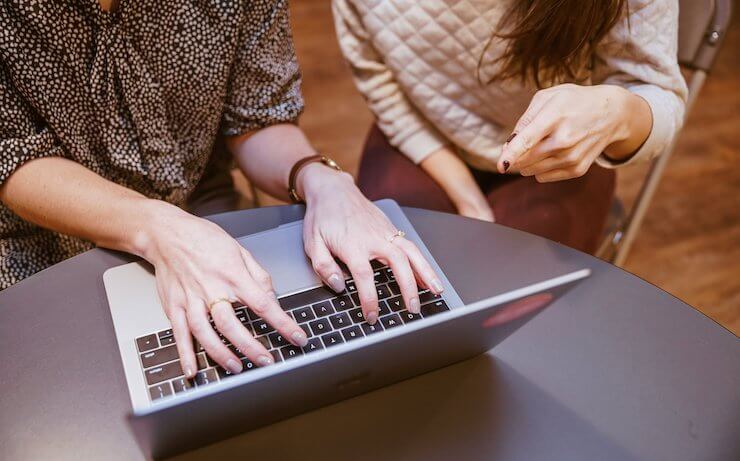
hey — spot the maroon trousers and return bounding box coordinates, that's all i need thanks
[358,126,616,254]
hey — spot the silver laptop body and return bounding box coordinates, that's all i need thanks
[103,199,590,458]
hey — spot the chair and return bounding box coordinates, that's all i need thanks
[597,0,734,266]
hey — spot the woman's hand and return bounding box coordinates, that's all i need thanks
[497,84,652,182]
[420,146,494,222]
[297,164,446,324]
[138,201,308,378]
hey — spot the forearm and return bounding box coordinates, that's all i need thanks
[603,85,653,161]
[421,146,481,204]
[0,157,172,257]
[226,123,342,201]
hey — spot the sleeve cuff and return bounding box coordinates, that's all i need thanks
[596,84,679,169]
[396,126,448,164]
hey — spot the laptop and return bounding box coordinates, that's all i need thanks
[103,199,590,458]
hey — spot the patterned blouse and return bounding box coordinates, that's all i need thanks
[0,0,304,289]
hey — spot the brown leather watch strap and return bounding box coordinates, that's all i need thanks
[288,155,342,203]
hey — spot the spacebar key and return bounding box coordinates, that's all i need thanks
[145,361,183,385]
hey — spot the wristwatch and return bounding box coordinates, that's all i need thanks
[288,154,343,203]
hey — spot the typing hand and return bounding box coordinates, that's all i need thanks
[139,201,307,378]
[296,164,445,324]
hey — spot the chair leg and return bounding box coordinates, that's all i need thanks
[610,71,706,267]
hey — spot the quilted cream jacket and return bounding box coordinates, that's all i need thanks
[332,0,688,171]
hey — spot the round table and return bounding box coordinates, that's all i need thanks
[1,206,737,461]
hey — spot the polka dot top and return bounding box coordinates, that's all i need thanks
[0,0,304,289]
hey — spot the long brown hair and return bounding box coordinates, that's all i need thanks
[479,0,628,88]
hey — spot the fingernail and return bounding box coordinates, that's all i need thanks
[185,367,194,378]
[258,355,273,366]
[431,279,445,294]
[327,273,346,293]
[226,358,242,374]
[506,132,517,143]
[503,160,510,172]
[409,297,421,314]
[367,311,378,325]
[292,330,309,347]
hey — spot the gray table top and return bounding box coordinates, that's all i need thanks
[1,206,738,461]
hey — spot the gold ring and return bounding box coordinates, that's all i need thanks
[207,297,233,313]
[388,230,406,244]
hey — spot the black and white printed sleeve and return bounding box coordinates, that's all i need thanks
[220,0,305,137]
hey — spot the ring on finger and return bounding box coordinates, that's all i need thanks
[387,230,406,244]
[207,297,235,313]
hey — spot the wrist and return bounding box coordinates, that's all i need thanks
[296,162,355,204]
[129,199,186,262]
[602,85,652,161]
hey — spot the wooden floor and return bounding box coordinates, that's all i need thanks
[246,0,739,335]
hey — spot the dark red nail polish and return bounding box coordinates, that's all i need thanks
[506,132,517,143]
[503,160,510,171]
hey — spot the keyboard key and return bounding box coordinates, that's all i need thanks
[255,335,270,349]
[321,331,344,348]
[194,368,218,387]
[235,309,249,324]
[332,295,353,311]
[387,296,405,312]
[384,267,395,281]
[376,284,392,300]
[309,318,332,336]
[421,300,450,317]
[157,329,173,340]
[136,334,159,353]
[140,344,179,369]
[241,358,257,371]
[268,332,288,349]
[370,260,385,270]
[300,323,313,338]
[378,300,391,316]
[171,377,193,394]
[149,382,173,401]
[387,281,400,295]
[380,314,402,330]
[280,285,336,311]
[293,306,316,323]
[345,279,357,292]
[348,307,366,324]
[160,336,175,346]
[374,270,388,284]
[399,310,422,324]
[341,325,364,342]
[303,337,324,354]
[329,312,351,330]
[196,353,209,370]
[252,319,274,335]
[145,361,183,385]
[350,293,360,306]
[312,300,334,317]
[361,322,384,336]
[419,290,442,304]
[228,345,245,358]
[216,366,236,379]
[270,350,283,363]
[280,345,304,360]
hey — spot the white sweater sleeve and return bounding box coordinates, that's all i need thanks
[592,0,688,168]
[332,0,447,163]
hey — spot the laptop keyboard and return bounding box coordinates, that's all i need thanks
[136,264,450,401]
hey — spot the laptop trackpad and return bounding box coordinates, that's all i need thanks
[236,222,322,296]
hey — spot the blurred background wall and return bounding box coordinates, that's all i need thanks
[236,0,739,335]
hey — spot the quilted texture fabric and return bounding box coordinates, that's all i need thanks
[333,0,688,171]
